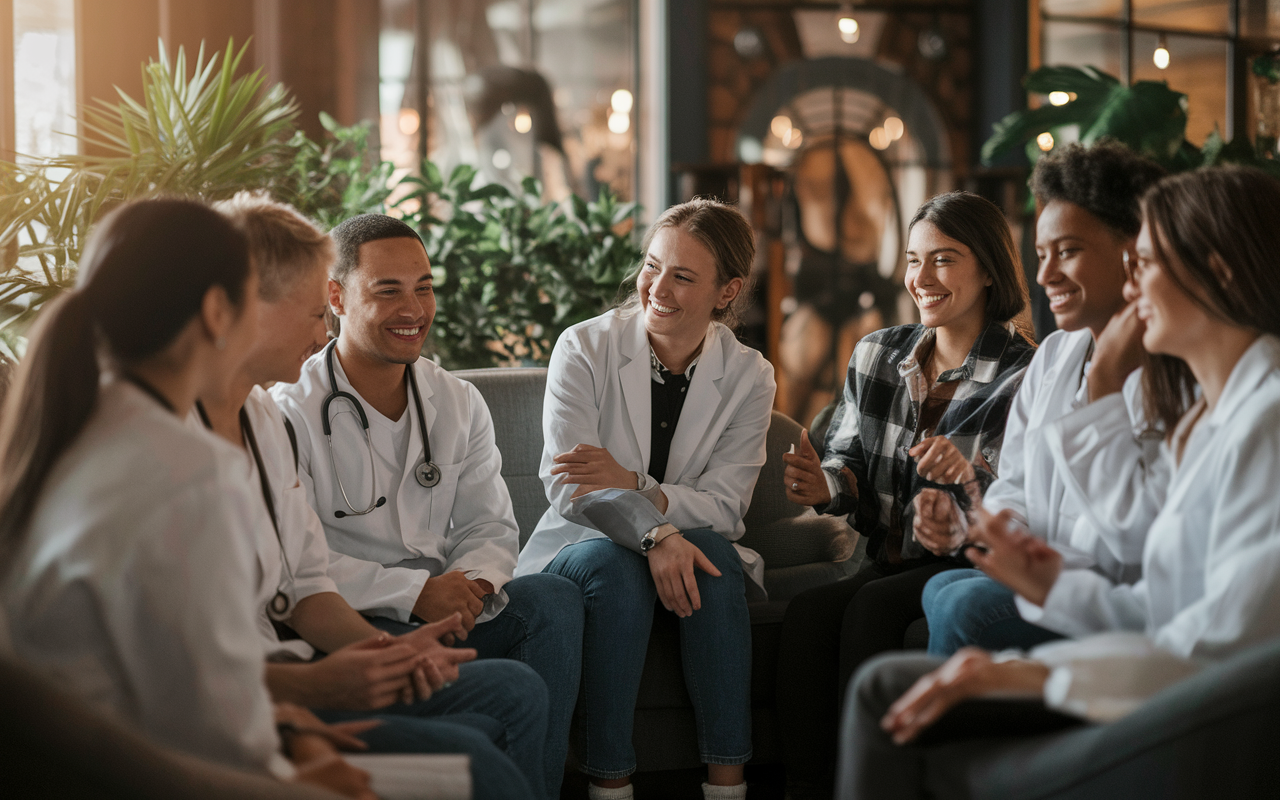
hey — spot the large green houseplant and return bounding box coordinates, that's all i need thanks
[982,65,1280,178]
[0,39,641,370]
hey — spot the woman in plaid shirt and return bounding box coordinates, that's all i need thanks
[775,191,1036,799]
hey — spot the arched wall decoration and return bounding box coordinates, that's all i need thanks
[735,56,951,170]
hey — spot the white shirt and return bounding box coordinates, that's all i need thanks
[1021,335,1280,661]
[515,308,777,595]
[272,350,519,624]
[984,328,1161,582]
[2,381,290,778]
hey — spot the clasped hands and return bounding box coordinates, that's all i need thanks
[310,613,477,710]
[551,442,719,618]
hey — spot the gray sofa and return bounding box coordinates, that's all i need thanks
[454,367,860,772]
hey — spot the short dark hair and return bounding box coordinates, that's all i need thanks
[1031,141,1166,238]
[908,191,1033,340]
[329,213,425,285]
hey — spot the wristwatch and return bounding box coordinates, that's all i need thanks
[640,523,681,555]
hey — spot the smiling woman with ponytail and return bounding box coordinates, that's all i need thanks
[0,198,375,799]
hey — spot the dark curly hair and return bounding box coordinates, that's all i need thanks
[1031,141,1166,238]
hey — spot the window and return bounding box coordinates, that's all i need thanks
[1036,0,1280,145]
[11,0,75,160]
[379,0,637,202]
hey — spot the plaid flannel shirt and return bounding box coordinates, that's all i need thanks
[820,321,1035,567]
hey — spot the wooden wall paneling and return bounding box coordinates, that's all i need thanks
[75,0,160,156]
[159,0,255,65]
[1,0,14,159]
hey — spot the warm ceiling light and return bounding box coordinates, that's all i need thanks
[514,111,533,133]
[398,108,420,135]
[783,127,803,148]
[883,116,904,140]
[611,89,633,114]
[608,111,630,134]
[1153,35,1170,70]
[771,115,792,139]
[1036,131,1055,151]
[1048,91,1071,106]
[869,127,890,150]
[837,3,859,43]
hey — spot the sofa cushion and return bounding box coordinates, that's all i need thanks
[454,368,548,547]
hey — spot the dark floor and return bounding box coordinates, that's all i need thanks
[561,765,787,799]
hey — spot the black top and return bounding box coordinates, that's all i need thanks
[648,365,695,484]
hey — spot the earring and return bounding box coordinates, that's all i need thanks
[215,336,227,351]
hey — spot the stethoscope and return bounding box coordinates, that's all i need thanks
[194,400,294,619]
[321,339,439,520]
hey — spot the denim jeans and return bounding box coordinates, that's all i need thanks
[366,572,583,800]
[545,530,753,779]
[315,659,541,800]
[922,569,1063,656]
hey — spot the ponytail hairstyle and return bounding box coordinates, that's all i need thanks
[0,198,251,572]
[1138,166,1280,431]
[908,191,1036,344]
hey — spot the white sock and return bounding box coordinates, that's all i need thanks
[587,783,634,800]
[702,781,748,800]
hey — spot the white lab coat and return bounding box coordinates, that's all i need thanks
[1,380,290,778]
[983,328,1162,582]
[1021,335,1280,661]
[236,387,344,661]
[514,308,777,595]
[272,352,519,623]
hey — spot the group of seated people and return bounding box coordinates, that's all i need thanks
[0,137,1276,800]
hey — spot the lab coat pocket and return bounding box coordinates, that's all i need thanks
[424,459,464,540]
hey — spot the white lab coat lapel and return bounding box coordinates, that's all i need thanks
[666,325,723,483]
[619,315,653,471]
[393,361,438,545]
[1162,337,1275,512]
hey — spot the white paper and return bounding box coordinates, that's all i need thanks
[343,753,471,800]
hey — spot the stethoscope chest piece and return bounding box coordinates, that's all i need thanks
[416,460,442,488]
[269,591,291,618]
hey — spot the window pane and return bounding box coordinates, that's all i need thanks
[1040,0,1123,18]
[1042,21,1124,79]
[13,0,75,160]
[1240,0,1280,38]
[1133,0,1231,35]
[1132,30,1227,145]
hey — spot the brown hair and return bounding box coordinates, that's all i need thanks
[908,191,1035,342]
[0,198,251,573]
[215,192,333,302]
[1138,166,1280,430]
[623,197,756,329]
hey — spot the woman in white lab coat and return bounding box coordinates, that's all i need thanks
[0,199,372,799]
[838,166,1280,798]
[515,198,775,800]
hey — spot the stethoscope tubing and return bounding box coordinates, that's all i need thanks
[322,340,438,520]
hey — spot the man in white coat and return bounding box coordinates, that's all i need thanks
[271,214,582,800]
[915,142,1169,655]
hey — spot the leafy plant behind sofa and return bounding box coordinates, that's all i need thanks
[0,39,642,371]
[981,65,1280,189]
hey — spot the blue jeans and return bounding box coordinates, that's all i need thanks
[922,569,1063,656]
[546,530,753,779]
[315,658,542,800]
[367,572,583,800]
